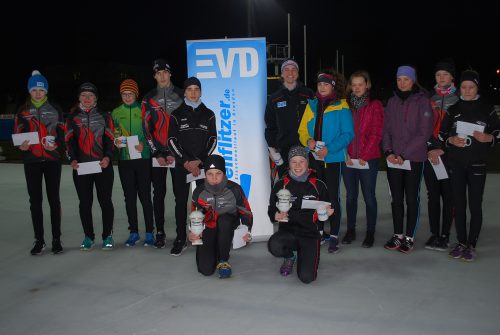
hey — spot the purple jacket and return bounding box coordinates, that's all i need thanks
[383,91,433,162]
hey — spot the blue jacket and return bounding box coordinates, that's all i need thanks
[298,98,354,163]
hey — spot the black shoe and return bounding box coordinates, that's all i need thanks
[398,237,415,254]
[170,239,187,256]
[30,240,45,255]
[384,235,403,250]
[362,231,374,248]
[51,239,63,254]
[341,228,356,244]
[424,235,439,250]
[434,235,449,252]
[153,232,166,249]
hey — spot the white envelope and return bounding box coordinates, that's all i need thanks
[232,225,248,249]
[126,135,142,160]
[347,159,369,169]
[12,132,39,146]
[386,159,411,170]
[429,156,448,180]
[456,121,485,136]
[301,199,331,210]
[186,169,206,183]
[152,158,176,168]
[77,161,102,175]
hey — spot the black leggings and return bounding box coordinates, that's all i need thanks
[151,166,176,233]
[73,164,114,240]
[118,159,154,233]
[24,161,62,241]
[268,230,320,284]
[449,163,486,247]
[423,160,453,237]
[196,214,239,276]
[386,161,424,238]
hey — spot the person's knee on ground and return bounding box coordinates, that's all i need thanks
[268,230,297,258]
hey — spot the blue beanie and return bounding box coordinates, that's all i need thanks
[27,70,48,93]
[396,66,416,82]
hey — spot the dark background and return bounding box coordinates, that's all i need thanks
[3,0,500,112]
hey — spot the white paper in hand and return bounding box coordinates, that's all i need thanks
[12,132,39,146]
[347,159,369,169]
[429,156,448,180]
[152,158,175,168]
[386,159,411,170]
[301,199,331,210]
[232,225,248,249]
[77,161,102,175]
[186,169,206,183]
[456,121,485,136]
[126,135,141,160]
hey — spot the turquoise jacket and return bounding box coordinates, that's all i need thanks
[298,98,354,163]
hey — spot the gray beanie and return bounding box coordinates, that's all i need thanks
[288,145,309,162]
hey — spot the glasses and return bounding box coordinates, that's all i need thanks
[121,92,136,97]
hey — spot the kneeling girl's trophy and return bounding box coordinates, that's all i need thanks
[276,189,292,222]
[189,210,205,245]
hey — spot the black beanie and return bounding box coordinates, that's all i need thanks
[78,82,98,97]
[184,76,202,90]
[435,61,456,78]
[153,58,171,73]
[204,154,226,174]
[460,70,480,88]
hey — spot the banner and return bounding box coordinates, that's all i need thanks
[186,38,273,240]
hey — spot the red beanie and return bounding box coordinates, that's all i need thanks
[120,79,139,97]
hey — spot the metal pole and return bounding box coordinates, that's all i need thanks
[288,13,291,58]
[304,25,307,86]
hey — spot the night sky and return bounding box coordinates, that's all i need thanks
[4,0,499,105]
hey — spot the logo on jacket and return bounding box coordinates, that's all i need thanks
[277,101,287,108]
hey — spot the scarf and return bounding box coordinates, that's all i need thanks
[184,97,202,109]
[434,84,456,96]
[349,92,368,110]
[31,96,47,108]
[204,175,228,195]
[289,169,308,182]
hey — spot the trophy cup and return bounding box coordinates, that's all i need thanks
[189,210,205,245]
[276,189,292,222]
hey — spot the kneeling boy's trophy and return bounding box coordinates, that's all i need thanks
[189,210,205,245]
[276,188,292,222]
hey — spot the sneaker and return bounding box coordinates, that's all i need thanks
[143,232,155,247]
[328,236,339,253]
[80,237,94,251]
[320,231,330,246]
[216,261,232,279]
[424,235,439,250]
[125,232,140,247]
[102,236,114,250]
[170,239,187,256]
[279,256,295,276]
[398,237,414,254]
[362,231,375,248]
[434,235,449,252]
[449,243,467,259]
[341,228,356,244]
[51,239,63,254]
[30,240,45,255]
[384,235,404,250]
[461,246,476,262]
[153,232,166,249]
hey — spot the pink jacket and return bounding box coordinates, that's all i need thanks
[347,99,384,161]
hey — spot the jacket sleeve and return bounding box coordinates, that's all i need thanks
[382,100,394,155]
[64,114,78,162]
[298,103,314,146]
[325,103,354,154]
[235,184,253,230]
[264,97,278,148]
[360,100,384,160]
[102,112,115,159]
[201,113,217,162]
[486,107,500,147]
[438,108,454,147]
[268,181,282,222]
[400,97,434,159]
[13,105,25,134]
[141,99,165,158]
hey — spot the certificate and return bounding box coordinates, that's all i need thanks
[429,156,448,180]
[386,159,411,170]
[126,136,142,160]
[301,199,331,210]
[346,159,369,169]
[77,161,102,175]
[186,169,206,183]
[152,158,176,168]
[12,132,39,146]
[232,225,248,249]
[456,121,485,136]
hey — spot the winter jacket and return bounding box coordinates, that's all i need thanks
[427,88,459,150]
[65,106,114,163]
[111,102,151,160]
[268,169,330,239]
[347,98,384,161]
[298,98,354,163]
[14,100,64,163]
[383,90,433,162]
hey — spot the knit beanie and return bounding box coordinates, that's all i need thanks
[153,58,171,73]
[281,59,299,72]
[78,82,98,97]
[120,79,139,97]
[288,145,309,163]
[204,154,226,174]
[27,70,48,93]
[435,61,456,78]
[396,66,416,82]
[460,70,480,88]
[184,77,202,90]
[316,73,336,86]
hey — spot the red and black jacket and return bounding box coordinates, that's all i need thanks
[14,100,64,163]
[65,106,114,163]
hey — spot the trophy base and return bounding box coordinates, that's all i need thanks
[192,240,203,245]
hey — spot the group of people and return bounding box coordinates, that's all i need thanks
[264,58,499,283]
[14,56,499,284]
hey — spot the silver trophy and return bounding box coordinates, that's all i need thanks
[276,188,292,222]
[189,210,205,245]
